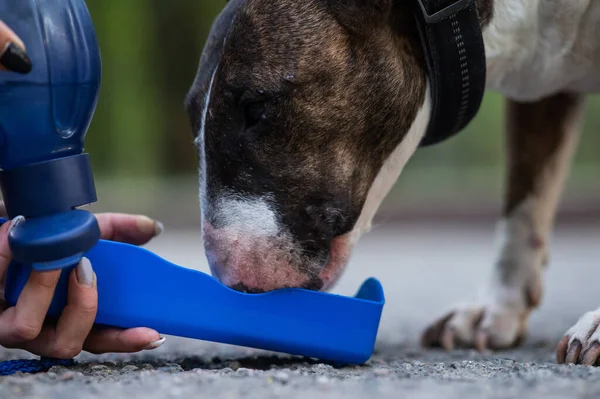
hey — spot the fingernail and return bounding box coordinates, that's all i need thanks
[155,221,164,237]
[144,336,166,350]
[76,257,95,287]
[8,215,25,233]
[0,43,32,74]
[136,216,164,237]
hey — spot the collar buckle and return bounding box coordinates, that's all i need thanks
[417,0,474,23]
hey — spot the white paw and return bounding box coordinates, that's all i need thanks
[421,299,531,351]
[557,308,600,366]
[422,200,547,351]
[422,268,540,351]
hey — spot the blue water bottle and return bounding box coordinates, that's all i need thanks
[0,1,102,271]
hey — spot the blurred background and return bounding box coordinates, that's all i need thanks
[83,0,600,230]
[0,0,597,354]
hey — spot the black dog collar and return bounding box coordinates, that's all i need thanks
[414,0,487,147]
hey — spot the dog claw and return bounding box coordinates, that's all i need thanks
[420,312,454,348]
[556,336,569,364]
[558,307,600,366]
[581,342,600,366]
[422,304,526,351]
[565,340,582,364]
[475,329,488,352]
[441,327,455,351]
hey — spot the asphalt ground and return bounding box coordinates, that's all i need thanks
[1,222,599,398]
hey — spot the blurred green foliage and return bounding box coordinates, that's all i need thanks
[84,1,600,186]
[85,1,225,178]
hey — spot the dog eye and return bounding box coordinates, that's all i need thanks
[244,101,266,129]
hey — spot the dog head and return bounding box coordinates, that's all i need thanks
[185,0,435,292]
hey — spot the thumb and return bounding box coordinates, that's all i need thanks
[0,20,32,74]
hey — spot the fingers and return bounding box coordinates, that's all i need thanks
[84,327,165,355]
[0,20,32,74]
[0,21,25,50]
[9,326,165,359]
[0,257,165,358]
[40,259,98,358]
[0,268,61,346]
[0,210,164,357]
[95,213,164,246]
[12,258,97,358]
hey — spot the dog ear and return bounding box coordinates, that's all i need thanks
[327,0,393,34]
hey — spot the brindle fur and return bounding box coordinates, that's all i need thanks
[504,93,585,216]
[186,0,435,269]
[500,93,585,284]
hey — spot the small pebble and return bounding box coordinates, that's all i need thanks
[235,368,253,376]
[229,361,242,371]
[315,363,333,370]
[48,365,70,374]
[373,368,390,376]
[158,363,184,373]
[60,372,77,381]
[121,365,140,373]
[434,363,446,371]
[273,371,289,384]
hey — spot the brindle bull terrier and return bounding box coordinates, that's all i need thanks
[184,0,600,365]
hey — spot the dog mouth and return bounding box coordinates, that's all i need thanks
[228,276,325,294]
[203,225,353,293]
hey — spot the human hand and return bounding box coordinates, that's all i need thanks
[0,208,166,359]
[0,19,32,74]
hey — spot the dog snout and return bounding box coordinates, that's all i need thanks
[202,222,323,292]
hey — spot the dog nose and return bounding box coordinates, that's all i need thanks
[303,204,346,242]
[202,222,320,292]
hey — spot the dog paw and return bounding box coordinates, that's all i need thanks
[556,308,600,366]
[421,300,531,351]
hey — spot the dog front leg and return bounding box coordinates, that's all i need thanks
[421,92,585,351]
